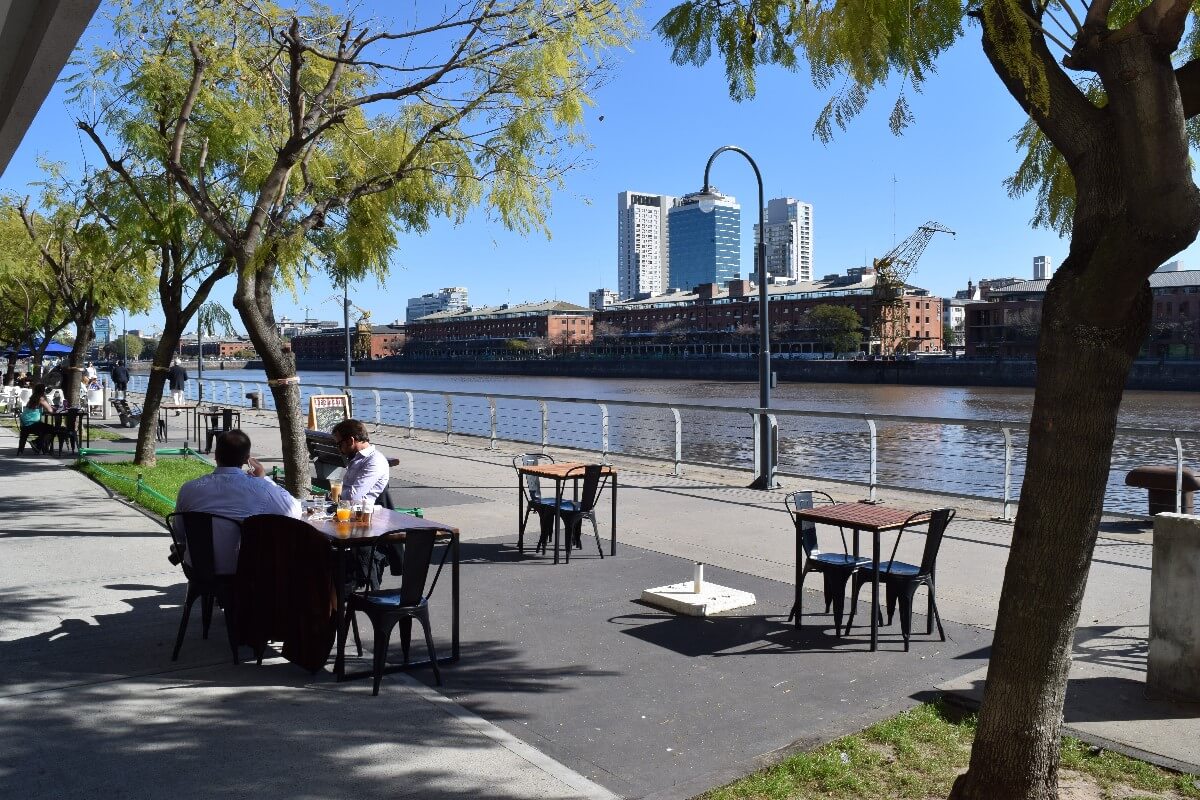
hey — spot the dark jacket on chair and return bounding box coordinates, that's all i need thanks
[234,515,336,672]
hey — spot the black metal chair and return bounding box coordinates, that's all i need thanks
[202,408,236,453]
[543,464,610,562]
[844,508,957,650]
[52,408,84,455]
[784,490,870,634]
[513,453,558,551]
[165,512,243,663]
[17,420,54,454]
[342,528,448,695]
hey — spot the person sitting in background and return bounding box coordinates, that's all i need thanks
[331,418,395,583]
[19,384,55,454]
[175,429,301,573]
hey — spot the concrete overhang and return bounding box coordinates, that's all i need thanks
[0,0,100,177]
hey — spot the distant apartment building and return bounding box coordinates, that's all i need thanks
[406,286,469,323]
[668,190,740,292]
[1033,255,1052,280]
[1158,260,1185,273]
[589,288,618,311]
[94,317,111,345]
[754,197,813,283]
[180,338,257,358]
[617,191,674,299]
[276,316,336,339]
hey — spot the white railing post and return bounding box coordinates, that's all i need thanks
[488,397,497,450]
[372,390,381,428]
[598,403,610,464]
[1176,436,1185,514]
[540,400,548,454]
[767,413,778,486]
[239,382,247,407]
[1000,427,1015,522]
[866,417,878,503]
[405,391,414,437]
[443,393,453,442]
[671,407,682,476]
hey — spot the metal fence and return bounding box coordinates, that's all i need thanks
[127,374,1197,519]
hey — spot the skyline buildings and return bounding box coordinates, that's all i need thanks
[756,197,814,283]
[668,189,741,292]
[1033,255,1051,280]
[589,288,617,311]
[406,286,469,323]
[617,191,674,299]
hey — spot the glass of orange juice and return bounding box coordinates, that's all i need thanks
[335,500,352,522]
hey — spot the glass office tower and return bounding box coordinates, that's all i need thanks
[667,191,741,292]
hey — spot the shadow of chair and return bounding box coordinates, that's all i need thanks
[784,490,869,635]
[342,528,447,695]
[844,508,957,651]
[165,511,243,663]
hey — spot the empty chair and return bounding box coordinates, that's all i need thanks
[513,453,558,551]
[844,508,957,650]
[165,512,244,663]
[203,408,236,453]
[52,408,84,455]
[543,464,611,562]
[86,387,104,414]
[784,490,869,634]
[342,528,447,695]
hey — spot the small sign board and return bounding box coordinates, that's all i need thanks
[308,394,350,432]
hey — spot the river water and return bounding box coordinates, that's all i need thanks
[174,367,1200,515]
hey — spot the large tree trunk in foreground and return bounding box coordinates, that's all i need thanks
[63,316,95,408]
[233,261,309,497]
[134,329,185,467]
[952,14,1200,797]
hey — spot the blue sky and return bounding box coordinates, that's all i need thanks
[5,1,1197,334]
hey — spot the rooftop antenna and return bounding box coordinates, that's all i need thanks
[892,174,898,246]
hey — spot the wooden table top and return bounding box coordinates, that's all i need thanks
[306,506,457,546]
[792,502,930,533]
[517,461,617,479]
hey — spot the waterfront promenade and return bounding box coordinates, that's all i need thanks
[1,409,1197,798]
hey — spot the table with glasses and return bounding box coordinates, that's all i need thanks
[788,502,931,651]
[305,507,459,681]
[515,461,618,564]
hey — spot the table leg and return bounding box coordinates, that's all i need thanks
[871,531,880,652]
[451,532,460,660]
[791,523,801,627]
[334,547,348,680]
[517,472,525,552]
[610,475,617,556]
[553,478,563,565]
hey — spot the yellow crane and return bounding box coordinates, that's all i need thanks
[870,221,955,354]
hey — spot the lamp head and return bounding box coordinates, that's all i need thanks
[695,186,720,214]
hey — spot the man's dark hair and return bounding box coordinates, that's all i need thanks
[331,418,369,443]
[214,429,253,467]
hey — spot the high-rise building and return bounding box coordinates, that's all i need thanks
[667,190,740,292]
[406,286,469,322]
[617,191,674,299]
[1157,260,1184,273]
[588,288,617,311]
[93,317,111,345]
[753,197,813,283]
[1033,255,1052,280]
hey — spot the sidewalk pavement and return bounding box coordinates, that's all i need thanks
[3,405,1198,798]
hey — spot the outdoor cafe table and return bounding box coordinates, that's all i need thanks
[45,408,88,453]
[515,461,618,564]
[306,508,459,681]
[789,502,931,651]
[156,404,197,445]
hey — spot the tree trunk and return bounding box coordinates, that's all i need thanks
[64,316,95,407]
[133,334,184,467]
[232,262,309,497]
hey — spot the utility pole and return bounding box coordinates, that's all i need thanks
[343,279,352,389]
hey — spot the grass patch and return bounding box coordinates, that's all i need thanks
[77,456,213,518]
[702,700,1200,800]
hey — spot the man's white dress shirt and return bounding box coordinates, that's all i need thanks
[175,467,302,573]
[342,444,390,506]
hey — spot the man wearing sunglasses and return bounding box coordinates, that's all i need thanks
[330,418,395,586]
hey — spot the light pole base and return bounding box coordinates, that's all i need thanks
[747,475,779,490]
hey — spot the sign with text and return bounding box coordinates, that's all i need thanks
[308,394,350,432]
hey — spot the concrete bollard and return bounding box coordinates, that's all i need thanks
[1147,512,1200,701]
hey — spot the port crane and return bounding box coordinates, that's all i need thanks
[870,221,955,354]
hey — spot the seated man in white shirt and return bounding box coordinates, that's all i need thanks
[331,418,395,582]
[175,429,301,573]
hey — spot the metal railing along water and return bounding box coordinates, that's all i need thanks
[123,374,1197,518]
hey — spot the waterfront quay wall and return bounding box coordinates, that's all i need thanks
[280,357,1200,391]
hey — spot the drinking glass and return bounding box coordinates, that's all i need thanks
[329,480,343,503]
[335,500,352,522]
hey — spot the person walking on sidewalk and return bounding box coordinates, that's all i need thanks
[167,358,187,407]
[111,361,130,399]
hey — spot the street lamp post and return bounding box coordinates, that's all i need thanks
[343,278,352,389]
[695,145,775,489]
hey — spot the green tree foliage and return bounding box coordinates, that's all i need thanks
[657,3,1200,799]
[84,0,637,494]
[808,303,863,356]
[113,333,143,361]
[0,206,72,380]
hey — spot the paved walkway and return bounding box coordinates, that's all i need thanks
[2,402,1198,798]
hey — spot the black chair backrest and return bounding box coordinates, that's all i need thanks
[166,512,244,578]
[514,453,554,502]
[375,484,395,509]
[563,464,607,512]
[399,528,440,606]
[883,508,956,577]
[784,490,837,557]
[222,408,233,429]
